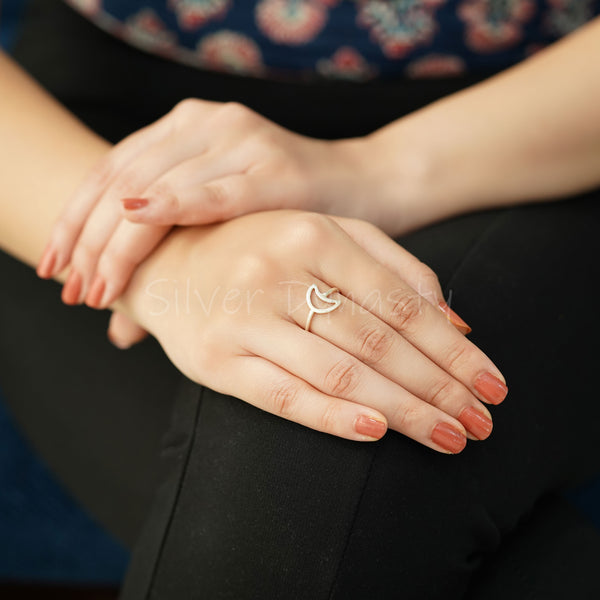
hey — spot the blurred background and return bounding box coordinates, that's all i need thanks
[0,389,128,598]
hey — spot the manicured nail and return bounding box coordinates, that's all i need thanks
[97,280,116,310]
[36,246,56,279]
[107,329,131,350]
[438,301,472,334]
[61,270,82,305]
[431,423,467,454]
[354,415,387,440]
[85,274,106,309]
[474,372,508,405]
[122,198,149,210]
[459,406,493,440]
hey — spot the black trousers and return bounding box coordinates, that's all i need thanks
[2,2,600,598]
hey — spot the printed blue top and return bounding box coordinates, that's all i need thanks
[16,1,600,80]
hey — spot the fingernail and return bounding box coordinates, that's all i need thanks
[85,274,106,309]
[36,246,56,279]
[459,406,493,440]
[122,198,149,210]
[61,270,82,305]
[432,423,467,454]
[97,281,115,310]
[438,301,472,335]
[107,329,131,350]
[354,415,387,440]
[474,372,508,405]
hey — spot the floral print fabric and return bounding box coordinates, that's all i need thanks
[64,0,600,80]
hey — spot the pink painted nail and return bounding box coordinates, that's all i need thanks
[438,301,472,335]
[431,423,467,454]
[355,415,387,440]
[61,270,82,305]
[36,246,56,279]
[459,406,493,440]
[474,372,508,405]
[85,274,106,309]
[122,198,149,210]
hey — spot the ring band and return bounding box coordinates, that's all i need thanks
[305,284,341,332]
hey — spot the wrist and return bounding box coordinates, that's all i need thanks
[365,105,487,233]
[315,135,411,232]
[326,123,465,235]
[114,226,193,336]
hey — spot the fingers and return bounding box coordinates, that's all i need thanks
[39,117,172,279]
[317,233,508,407]
[60,133,204,303]
[332,216,471,334]
[43,102,212,293]
[84,221,171,308]
[107,311,149,349]
[121,149,258,225]
[68,143,256,304]
[285,285,493,441]
[244,319,468,453]
[61,197,125,304]
[226,355,389,442]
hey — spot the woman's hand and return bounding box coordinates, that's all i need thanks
[36,99,411,309]
[118,210,506,453]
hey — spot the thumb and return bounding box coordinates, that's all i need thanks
[121,174,254,226]
[107,311,149,349]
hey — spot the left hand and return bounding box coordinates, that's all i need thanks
[37,99,398,311]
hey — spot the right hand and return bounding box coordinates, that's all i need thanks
[121,211,507,453]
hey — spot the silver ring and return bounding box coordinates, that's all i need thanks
[305,284,341,332]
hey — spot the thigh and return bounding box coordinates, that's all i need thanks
[465,494,600,600]
[120,193,600,600]
[330,192,600,598]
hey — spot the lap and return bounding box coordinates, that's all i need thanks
[119,194,600,599]
[2,194,599,598]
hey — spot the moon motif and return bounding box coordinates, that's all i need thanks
[305,284,341,331]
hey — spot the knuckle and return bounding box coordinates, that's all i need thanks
[72,241,101,269]
[266,378,299,419]
[147,180,180,212]
[319,401,340,433]
[219,101,253,123]
[324,358,361,398]
[389,291,423,332]
[356,323,394,365]
[110,172,144,199]
[426,377,457,407]
[444,341,471,373]
[389,403,419,432]
[172,98,199,120]
[283,213,334,251]
[418,265,441,295]
[99,247,136,278]
[52,217,79,245]
[202,183,229,211]
[229,251,276,289]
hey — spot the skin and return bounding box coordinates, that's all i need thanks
[0,49,504,452]
[7,17,600,448]
[37,15,600,321]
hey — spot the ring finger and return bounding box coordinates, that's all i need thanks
[244,296,468,454]
[285,282,493,441]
